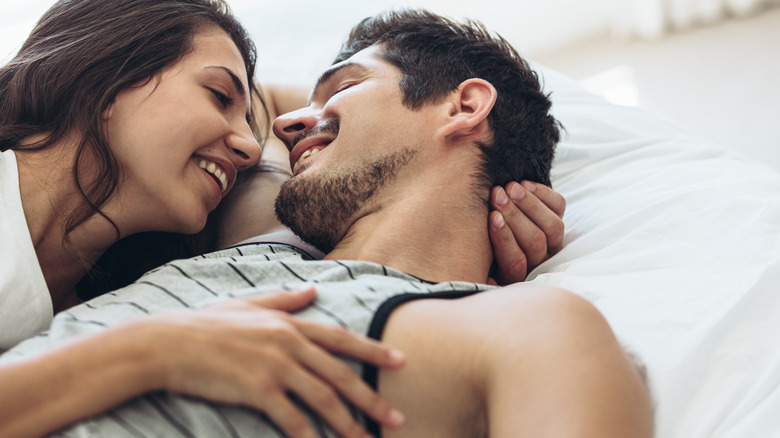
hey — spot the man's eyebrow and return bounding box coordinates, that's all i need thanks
[309,62,369,104]
[205,65,246,98]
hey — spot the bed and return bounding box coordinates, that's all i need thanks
[3,63,780,437]
[532,63,780,437]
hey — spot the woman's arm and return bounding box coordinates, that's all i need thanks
[257,81,310,170]
[0,288,405,438]
[0,319,163,438]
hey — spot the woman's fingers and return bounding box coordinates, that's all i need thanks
[489,181,566,284]
[243,286,318,312]
[520,181,566,218]
[260,389,322,438]
[190,290,404,435]
[507,182,565,254]
[242,289,405,369]
[281,362,384,438]
[235,314,402,437]
[296,320,405,369]
[290,324,405,432]
[161,289,404,436]
[489,209,529,283]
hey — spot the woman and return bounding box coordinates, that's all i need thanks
[0,1,409,437]
[0,0,266,342]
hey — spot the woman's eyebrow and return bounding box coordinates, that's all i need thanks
[205,65,246,98]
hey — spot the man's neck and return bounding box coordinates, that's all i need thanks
[324,185,493,284]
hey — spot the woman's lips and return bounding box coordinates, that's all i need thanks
[196,158,228,192]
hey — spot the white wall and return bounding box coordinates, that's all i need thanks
[430,0,617,55]
[0,0,57,64]
[0,0,617,81]
[227,0,617,83]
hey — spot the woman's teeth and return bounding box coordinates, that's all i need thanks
[197,158,228,193]
[293,147,322,173]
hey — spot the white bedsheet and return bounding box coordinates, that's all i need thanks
[532,64,780,437]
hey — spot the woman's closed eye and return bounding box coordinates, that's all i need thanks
[210,88,234,108]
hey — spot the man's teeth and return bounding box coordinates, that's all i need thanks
[293,147,322,173]
[197,159,228,193]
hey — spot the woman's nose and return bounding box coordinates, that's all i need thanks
[272,107,320,150]
[226,128,262,170]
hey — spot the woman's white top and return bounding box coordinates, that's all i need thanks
[0,149,51,352]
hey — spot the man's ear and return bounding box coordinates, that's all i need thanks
[440,78,497,141]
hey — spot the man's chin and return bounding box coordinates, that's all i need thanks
[274,147,417,255]
[274,176,341,254]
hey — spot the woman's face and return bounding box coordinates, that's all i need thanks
[103,26,261,235]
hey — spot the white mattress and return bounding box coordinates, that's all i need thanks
[532,64,780,437]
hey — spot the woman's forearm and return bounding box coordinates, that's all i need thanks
[0,322,164,438]
[0,291,407,438]
[260,81,309,120]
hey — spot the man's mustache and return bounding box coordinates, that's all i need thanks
[292,119,340,148]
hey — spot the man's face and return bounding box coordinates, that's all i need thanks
[272,45,438,252]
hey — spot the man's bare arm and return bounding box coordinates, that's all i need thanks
[377,286,653,438]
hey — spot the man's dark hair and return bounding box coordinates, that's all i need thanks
[334,9,560,200]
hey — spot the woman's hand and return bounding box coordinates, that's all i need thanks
[149,287,405,438]
[488,181,566,284]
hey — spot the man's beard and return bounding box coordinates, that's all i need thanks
[275,148,417,254]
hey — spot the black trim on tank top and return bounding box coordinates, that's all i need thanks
[361,289,486,437]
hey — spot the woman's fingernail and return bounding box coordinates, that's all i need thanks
[387,408,405,427]
[521,180,536,193]
[495,187,509,207]
[388,348,405,365]
[492,212,505,229]
[509,183,525,201]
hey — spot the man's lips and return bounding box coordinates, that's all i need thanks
[289,136,334,173]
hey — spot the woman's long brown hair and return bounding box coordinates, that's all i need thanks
[0,0,262,240]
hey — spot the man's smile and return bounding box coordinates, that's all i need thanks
[293,146,325,173]
[289,136,334,174]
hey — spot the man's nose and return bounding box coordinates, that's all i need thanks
[272,107,320,150]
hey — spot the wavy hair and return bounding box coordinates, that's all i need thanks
[0,0,265,239]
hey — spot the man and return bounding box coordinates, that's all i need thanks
[1,10,652,438]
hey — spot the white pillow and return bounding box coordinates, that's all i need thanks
[532,63,780,438]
